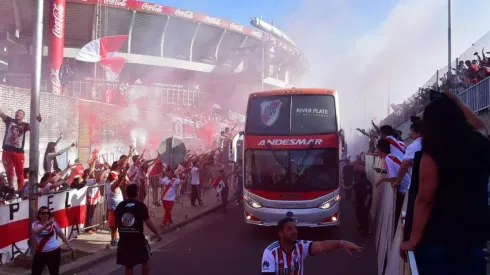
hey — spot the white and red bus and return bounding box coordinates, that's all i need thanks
[241,88,344,227]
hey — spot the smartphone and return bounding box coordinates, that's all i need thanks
[429,89,446,101]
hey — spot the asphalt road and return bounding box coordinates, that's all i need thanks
[99,199,377,275]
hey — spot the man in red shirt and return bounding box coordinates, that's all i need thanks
[0,109,41,189]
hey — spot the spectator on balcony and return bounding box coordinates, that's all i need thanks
[400,94,490,275]
[465,60,480,85]
[0,109,41,190]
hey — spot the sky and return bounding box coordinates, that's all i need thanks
[153,0,490,143]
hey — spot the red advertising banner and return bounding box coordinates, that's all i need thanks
[49,0,67,95]
[66,0,301,54]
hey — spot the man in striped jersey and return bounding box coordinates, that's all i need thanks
[261,217,361,275]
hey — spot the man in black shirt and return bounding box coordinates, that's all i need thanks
[353,161,372,237]
[115,184,162,275]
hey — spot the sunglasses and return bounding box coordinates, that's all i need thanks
[41,212,50,216]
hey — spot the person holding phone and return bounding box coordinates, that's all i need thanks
[31,206,72,275]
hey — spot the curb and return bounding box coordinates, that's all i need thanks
[60,199,233,275]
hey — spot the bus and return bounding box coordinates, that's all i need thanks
[241,88,344,227]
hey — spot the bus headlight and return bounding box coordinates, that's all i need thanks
[318,195,340,210]
[244,195,263,209]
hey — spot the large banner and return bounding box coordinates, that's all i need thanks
[0,188,87,264]
[49,0,66,95]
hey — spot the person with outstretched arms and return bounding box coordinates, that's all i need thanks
[0,109,41,189]
[261,217,362,275]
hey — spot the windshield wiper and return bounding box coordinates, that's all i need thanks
[265,142,289,171]
[296,141,316,174]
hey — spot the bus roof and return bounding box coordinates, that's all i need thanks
[248,88,337,99]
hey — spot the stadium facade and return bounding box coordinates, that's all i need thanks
[0,0,308,114]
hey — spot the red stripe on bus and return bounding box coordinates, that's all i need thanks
[246,189,336,201]
[0,205,87,249]
[244,134,339,149]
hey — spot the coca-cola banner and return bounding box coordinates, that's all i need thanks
[67,0,298,54]
[49,0,66,95]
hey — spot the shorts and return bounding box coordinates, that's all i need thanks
[108,210,116,228]
[116,239,150,267]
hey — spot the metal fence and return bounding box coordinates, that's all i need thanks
[458,76,490,113]
[2,75,205,107]
[395,76,490,134]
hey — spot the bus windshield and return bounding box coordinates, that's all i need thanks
[246,94,337,135]
[245,148,339,192]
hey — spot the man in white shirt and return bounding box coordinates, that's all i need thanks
[375,138,410,227]
[393,120,423,189]
[160,169,181,227]
[189,161,203,206]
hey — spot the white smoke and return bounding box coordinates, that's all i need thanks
[281,0,490,151]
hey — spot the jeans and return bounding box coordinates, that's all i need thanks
[415,244,486,275]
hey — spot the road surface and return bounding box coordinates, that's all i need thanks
[85,199,378,275]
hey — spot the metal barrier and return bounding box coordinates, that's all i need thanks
[83,184,109,233]
[458,76,490,113]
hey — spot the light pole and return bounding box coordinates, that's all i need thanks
[447,0,452,77]
[29,0,44,255]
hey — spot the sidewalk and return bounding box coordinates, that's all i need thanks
[0,187,236,275]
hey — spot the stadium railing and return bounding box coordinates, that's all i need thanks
[1,75,205,107]
[396,76,490,135]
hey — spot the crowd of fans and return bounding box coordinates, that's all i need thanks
[348,90,490,273]
[382,47,490,130]
[0,101,243,206]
